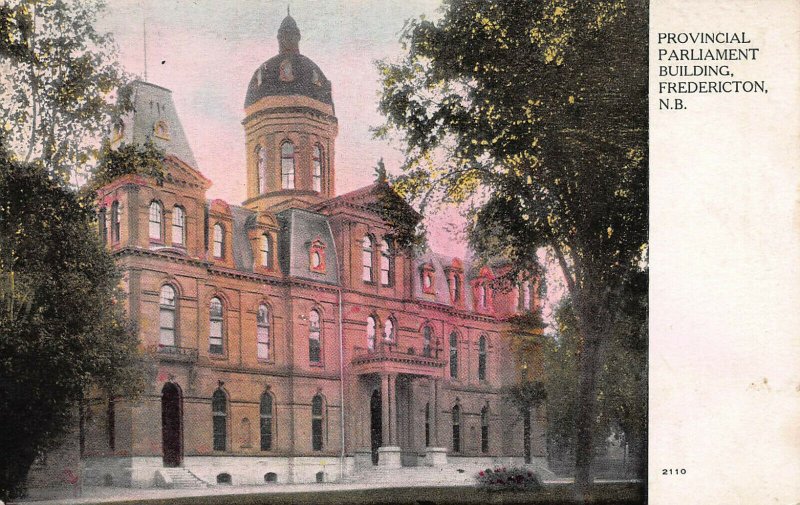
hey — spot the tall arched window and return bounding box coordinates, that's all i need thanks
[111,201,120,242]
[212,389,227,451]
[149,201,163,240]
[449,332,458,379]
[481,406,489,453]
[308,309,321,363]
[265,236,275,267]
[478,335,487,381]
[260,392,273,451]
[380,239,393,286]
[383,318,395,343]
[424,402,430,447]
[367,316,377,351]
[453,275,462,302]
[311,394,324,450]
[172,206,185,246]
[257,304,270,360]
[209,297,224,354]
[312,144,323,192]
[256,145,268,194]
[478,283,487,309]
[159,285,177,347]
[281,141,295,189]
[213,223,225,258]
[452,404,461,453]
[423,326,432,357]
[98,208,107,245]
[362,236,373,282]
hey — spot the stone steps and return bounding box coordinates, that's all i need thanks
[157,467,210,488]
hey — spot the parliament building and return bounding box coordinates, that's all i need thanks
[78,13,546,487]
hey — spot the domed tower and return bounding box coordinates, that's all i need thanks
[242,13,338,213]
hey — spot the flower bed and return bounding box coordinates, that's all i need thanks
[475,466,543,492]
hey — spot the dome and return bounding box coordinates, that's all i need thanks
[244,15,333,108]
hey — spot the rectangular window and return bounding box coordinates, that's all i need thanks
[312,419,323,450]
[159,308,176,347]
[213,416,226,451]
[210,319,223,354]
[260,417,272,451]
[257,326,270,360]
[309,337,321,363]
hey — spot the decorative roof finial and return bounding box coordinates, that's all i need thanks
[287,5,290,16]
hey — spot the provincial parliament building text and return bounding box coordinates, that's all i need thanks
[67,14,546,487]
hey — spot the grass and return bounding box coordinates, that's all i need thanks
[59,483,645,505]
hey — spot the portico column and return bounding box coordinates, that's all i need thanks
[381,373,389,446]
[388,373,398,445]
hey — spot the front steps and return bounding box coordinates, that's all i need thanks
[156,467,210,488]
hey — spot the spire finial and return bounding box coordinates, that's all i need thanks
[287,5,290,16]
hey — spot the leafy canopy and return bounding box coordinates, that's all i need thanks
[0,0,130,185]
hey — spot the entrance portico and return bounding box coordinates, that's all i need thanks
[352,341,449,468]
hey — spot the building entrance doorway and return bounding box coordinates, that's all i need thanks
[370,389,382,465]
[161,382,183,467]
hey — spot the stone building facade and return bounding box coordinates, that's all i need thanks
[80,14,546,488]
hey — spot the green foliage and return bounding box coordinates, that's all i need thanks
[0,143,147,500]
[371,159,427,253]
[475,467,543,492]
[0,0,131,185]
[544,274,647,463]
[85,139,166,193]
[376,0,647,489]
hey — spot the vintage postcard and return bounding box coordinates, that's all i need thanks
[0,1,797,504]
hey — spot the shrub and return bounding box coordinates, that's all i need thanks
[475,466,543,492]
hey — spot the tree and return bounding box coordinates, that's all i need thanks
[545,271,647,477]
[376,0,647,496]
[0,141,147,500]
[0,0,130,185]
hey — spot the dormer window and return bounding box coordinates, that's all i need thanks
[308,238,326,273]
[420,264,435,294]
[172,206,185,246]
[213,223,225,258]
[380,239,393,286]
[477,283,487,309]
[153,120,170,140]
[260,233,273,268]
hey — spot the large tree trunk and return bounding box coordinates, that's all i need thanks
[574,333,601,500]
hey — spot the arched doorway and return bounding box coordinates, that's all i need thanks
[161,382,183,467]
[370,389,382,465]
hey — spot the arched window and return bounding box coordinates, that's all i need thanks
[424,402,430,447]
[312,144,323,192]
[383,318,395,343]
[213,224,225,258]
[478,283,487,309]
[478,335,487,381]
[260,392,273,451]
[257,304,270,360]
[281,141,295,189]
[256,145,268,194]
[159,285,177,347]
[481,406,489,453]
[380,239,393,286]
[260,234,272,268]
[311,394,324,450]
[423,326,432,357]
[172,206,185,246]
[111,201,120,242]
[449,332,458,379]
[308,309,321,363]
[149,201,163,240]
[98,207,107,245]
[367,316,376,351]
[209,297,224,354]
[362,236,373,282]
[212,389,227,451]
[452,404,461,453]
